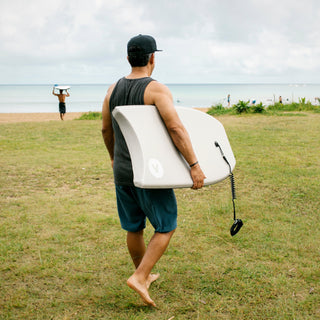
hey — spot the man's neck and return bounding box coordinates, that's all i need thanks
[126,66,152,79]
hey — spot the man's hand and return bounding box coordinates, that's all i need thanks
[190,164,206,190]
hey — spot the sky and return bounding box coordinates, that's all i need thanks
[1,0,319,84]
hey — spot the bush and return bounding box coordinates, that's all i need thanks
[298,98,315,111]
[267,98,318,112]
[252,102,265,113]
[77,112,102,120]
[267,102,286,111]
[207,103,231,115]
[233,100,250,114]
[206,97,319,117]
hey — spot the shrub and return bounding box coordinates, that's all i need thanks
[268,102,285,111]
[207,103,231,115]
[77,112,102,120]
[298,98,315,111]
[299,97,306,105]
[267,98,318,112]
[233,100,250,114]
[252,102,265,113]
[207,97,319,116]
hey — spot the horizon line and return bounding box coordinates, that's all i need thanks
[1,82,319,86]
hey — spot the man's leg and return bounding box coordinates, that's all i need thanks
[127,230,160,288]
[127,230,146,268]
[127,229,175,307]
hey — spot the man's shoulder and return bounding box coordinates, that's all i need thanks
[106,82,117,97]
[148,80,166,89]
[108,82,117,91]
[147,80,170,94]
[145,80,173,106]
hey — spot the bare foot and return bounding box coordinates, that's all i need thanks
[127,275,156,307]
[146,273,160,289]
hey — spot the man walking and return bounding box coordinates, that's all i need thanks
[101,34,206,307]
[52,88,70,120]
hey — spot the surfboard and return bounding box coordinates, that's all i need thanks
[112,105,236,189]
[54,85,70,91]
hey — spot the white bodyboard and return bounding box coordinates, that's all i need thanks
[54,85,70,91]
[112,105,236,189]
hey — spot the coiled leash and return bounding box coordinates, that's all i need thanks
[215,142,243,236]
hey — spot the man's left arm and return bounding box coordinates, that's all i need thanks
[101,86,115,167]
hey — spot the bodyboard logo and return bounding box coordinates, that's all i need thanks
[148,158,164,178]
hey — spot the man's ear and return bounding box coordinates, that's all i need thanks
[149,53,155,64]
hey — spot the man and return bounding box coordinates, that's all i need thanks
[279,96,283,104]
[101,34,206,307]
[52,88,70,120]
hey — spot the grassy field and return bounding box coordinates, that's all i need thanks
[1,113,319,319]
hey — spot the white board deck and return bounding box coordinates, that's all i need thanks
[54,85,70,91]
[113,105,236,189]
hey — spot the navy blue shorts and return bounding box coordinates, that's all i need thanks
[59,102,66,114]
[115,185,177,233]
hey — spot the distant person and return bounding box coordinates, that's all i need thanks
[227,94,231,107]
[279,96,283,104]
[101,34,206,307]
[52,88,70,120]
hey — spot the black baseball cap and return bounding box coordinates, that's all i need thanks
[127,34,162,55]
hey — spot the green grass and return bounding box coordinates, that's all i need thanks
[1,115,320,319]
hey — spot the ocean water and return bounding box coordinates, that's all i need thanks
[0,83,319,113]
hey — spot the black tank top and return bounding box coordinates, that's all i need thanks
[109,77,155,185]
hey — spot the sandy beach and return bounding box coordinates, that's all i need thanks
[0,108,209,124]
[0,112,85,123]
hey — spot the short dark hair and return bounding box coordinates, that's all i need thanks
[128,53,152,67]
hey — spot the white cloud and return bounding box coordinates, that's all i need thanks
[0,0,319,83]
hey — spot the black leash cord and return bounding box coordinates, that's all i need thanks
[214,141,243,236]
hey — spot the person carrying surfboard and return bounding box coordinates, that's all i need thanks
[52,87,70,120]
[101,34,206,307]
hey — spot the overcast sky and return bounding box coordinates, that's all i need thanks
[1,0,319,84]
